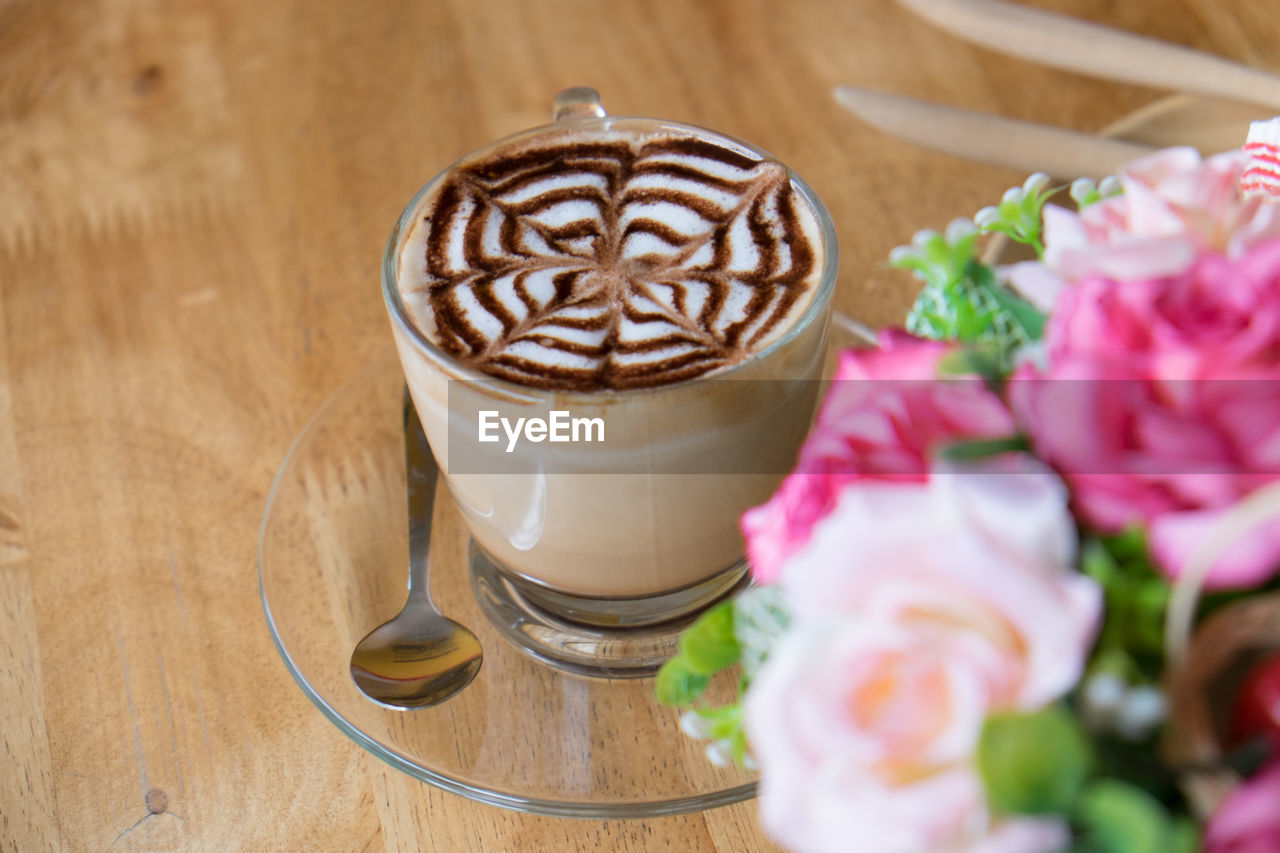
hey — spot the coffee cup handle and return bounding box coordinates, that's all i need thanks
[821,312,878,376]
[553,87,607,122]
[830,311,877,349]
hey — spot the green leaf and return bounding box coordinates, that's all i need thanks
[923,234,952,266]
[982,273,1046,340]
[937,436,1031,464]
[678,601,740,675]
[1168,818,1201,853]
[690,705,740,739]
[683,704,754,769]
[1101,526,1148,564]
[1131,581,1170,653]
[1077,189,1102,208]
[937,342,1013,384]
[969,262,1046,343]
[974,176,1059,257]
[1082,530,1176,679]
[1074,779,1178,853]
[1082,539,1121,588]
[898,213,1045,364]
[654,657,710,706]
[1088,649,1138,683]
[730,726,750,766]
[978,706,1091,815]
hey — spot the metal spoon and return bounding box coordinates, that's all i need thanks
[349,389,482,709]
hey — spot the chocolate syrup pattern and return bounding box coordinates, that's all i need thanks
[412,133,818,391]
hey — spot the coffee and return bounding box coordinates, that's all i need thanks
[385,113,835,624]
[397,126,824,391]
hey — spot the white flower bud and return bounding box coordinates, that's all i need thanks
[889,245,917,265]
[680,711,713,739]
[1099,175,1121,197]
[1069,177,1096,205]
[1082,672,1126,718]
[705,740,733,767]
[1023,172,1050,194]
[912,229,939,248]
[945,217,977,243]
[741,751,759,771]
[1115,685,1167,741]
[974,206,1001,229]
[1002,186,1025,206]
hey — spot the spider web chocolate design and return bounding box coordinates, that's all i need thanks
[406,132,820,391]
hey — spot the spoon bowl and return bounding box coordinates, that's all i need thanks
[349,389,482,709]
[350,612,482,709]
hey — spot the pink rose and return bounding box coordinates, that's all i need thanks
[1206,759,1280,853]
[1005,147,1280,311]
[1011,241,1280,588]
[741,330,1016,583]
[744,460,1099,853]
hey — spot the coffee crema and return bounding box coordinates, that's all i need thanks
[398,126,825,391]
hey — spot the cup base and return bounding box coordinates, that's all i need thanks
[468,543,749,678]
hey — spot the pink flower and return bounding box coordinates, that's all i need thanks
[1011,241,1280,589]
[744,460,1099,853]
[741,330,1016,583]
[1206,759,1280,853]
[1005,147,1280,311]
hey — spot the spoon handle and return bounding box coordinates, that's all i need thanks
[403,387,439,602]
[834,85,1157,179]
[896,0,1280,111]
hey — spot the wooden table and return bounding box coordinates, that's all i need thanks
[3,0,1276,849]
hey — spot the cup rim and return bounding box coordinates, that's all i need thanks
[381,114,840,404]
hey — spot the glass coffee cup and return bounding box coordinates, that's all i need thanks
[382,89,838,674]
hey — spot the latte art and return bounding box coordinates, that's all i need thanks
[399,127,824,390]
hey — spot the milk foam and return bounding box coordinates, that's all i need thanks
[398,125,825,390]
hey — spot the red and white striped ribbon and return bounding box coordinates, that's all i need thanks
[1242,118,1280,198]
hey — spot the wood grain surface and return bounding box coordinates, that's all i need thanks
[2,0,1277,850]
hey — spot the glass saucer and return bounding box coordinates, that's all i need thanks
[257,353,757,817]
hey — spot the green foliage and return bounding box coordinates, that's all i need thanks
[1168,819,1202,853]
[895,172,1062,363]
[936,341,1009,380]
[1084,732,1182,807]
[1081,530,1171,682]
[677,600,739,675]
[975,699,1198,851]
[654,656,710,707]
[891,219,980,297]
[978,706,1092,816]
[937,436,1031,464]
[978,261,1047,341]
[656,600,741,707]
[686,705,752,766]
[1068,176,1123,211]
[974,172,1058,254]
[1100,525,1147,564]
[894,220,1046,367]
[657,589,793,769]
[977,707,1200,850]
[1074,780,1198,853]
[731,585,789,680]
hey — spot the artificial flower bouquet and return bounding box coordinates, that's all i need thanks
[656,123,1280,852]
